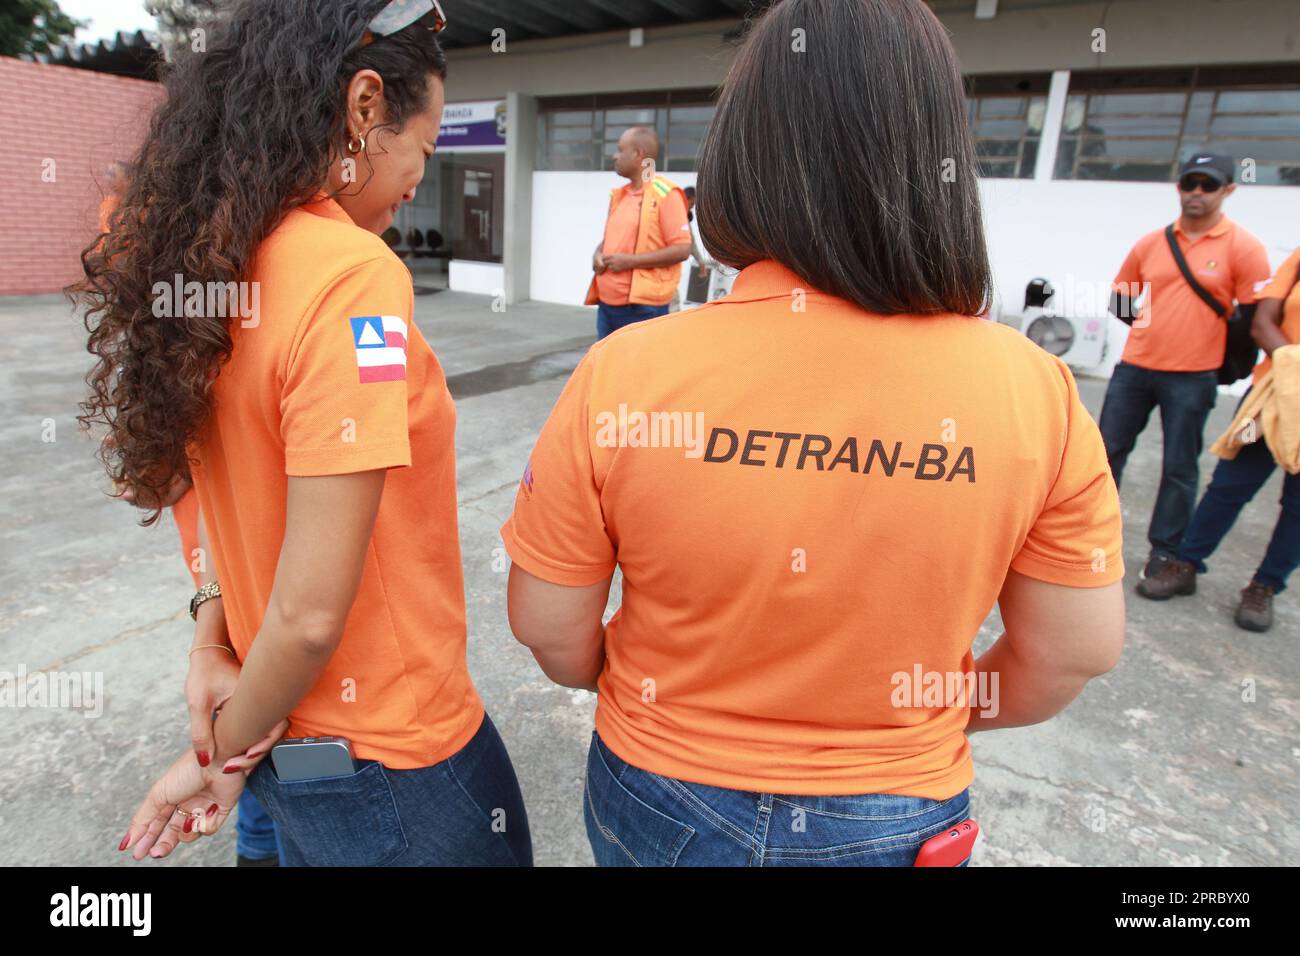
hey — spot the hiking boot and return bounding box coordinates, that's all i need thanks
[1136,558,1197,600]
[1142,552,1172,580]
[1234,582,1275,633]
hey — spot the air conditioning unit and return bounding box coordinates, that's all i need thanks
[999,278,1108,369]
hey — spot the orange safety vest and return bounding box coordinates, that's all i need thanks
[586,175,688,307]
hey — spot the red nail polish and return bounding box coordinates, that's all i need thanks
[183,817,193,834]
[222,765,239,774]
[118,832,131,851]
[196,751,210,767]
[207,803,218,816]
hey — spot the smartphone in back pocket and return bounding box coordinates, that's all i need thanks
[271,736,356,782]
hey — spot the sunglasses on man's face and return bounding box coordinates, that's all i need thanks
[358,0,447,48]
[1179,175,1223,194]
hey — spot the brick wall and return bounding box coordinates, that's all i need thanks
[0,57,161,296]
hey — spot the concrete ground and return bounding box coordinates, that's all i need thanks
[0,289,1295,867]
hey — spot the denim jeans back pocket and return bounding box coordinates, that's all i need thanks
[249,760,408,867]
[583,735,695,867]
[765,790,972,866]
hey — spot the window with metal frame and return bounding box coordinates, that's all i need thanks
[964,73,1051,179]
[537,90,717,173]
[1055,65,1300,185]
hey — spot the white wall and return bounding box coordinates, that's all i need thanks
[531,171,1300,376]
[450,260,505,297]
[980,179,1300,375]
[530,170,698,306]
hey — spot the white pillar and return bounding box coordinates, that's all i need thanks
[1034,70,1071,182]
[504,92,538,305]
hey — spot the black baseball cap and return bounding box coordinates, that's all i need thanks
[1178,152,1235,185]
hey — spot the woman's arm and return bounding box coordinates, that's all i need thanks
[186,504,240,766]
[1251,297,1289,356]
[208,470,386,764]
[189,504,228,651]
[966,571,1125,733]
[507,564,612,692]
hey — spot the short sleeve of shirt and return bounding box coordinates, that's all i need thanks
[1261,249,1300,300]
[1011,359,1125,587]
[1232,231,1274,305]
[281,255,414,477]
[659,189,692,248]
[1111,240,1144,293]
[501,351,617,587]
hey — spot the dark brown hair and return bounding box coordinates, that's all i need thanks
[698,0,991,316]
[72,0,447,523]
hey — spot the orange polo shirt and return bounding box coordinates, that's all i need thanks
[596,184,690,306]
[502,259,1124,799]
[172,491,201,588]
[191,194,483,769]
[1254,248,1300,385]
[1114,216,1271,372]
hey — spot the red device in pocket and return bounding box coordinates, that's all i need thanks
[914,819,979,867]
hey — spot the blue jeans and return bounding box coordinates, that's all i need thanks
[1177,403,1300,593]
[1099,361,1219,557]
[596,301,670,340]
[247,712,532,866]
[583,733,972,867]
[235,790,282,863]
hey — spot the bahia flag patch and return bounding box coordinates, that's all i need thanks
[350,315,408,383]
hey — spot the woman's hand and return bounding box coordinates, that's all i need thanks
[186,645,240,768]
[120,718,288,861]
[120,751,245,860]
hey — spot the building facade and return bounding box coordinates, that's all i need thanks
[3,0,1297,380]
[421,0,1299,373]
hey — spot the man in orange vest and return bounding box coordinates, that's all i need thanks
[586,126,692,339]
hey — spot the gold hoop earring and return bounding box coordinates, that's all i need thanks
[347,132,366,154]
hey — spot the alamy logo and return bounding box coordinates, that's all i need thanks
[0,666,102,718]
[151,274,260,327]
[890,665,999,718]
[49,886,151,936]
[594,405,707,458]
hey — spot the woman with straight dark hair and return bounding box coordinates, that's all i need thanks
[78,0,531,866]
[503,0,1125,867]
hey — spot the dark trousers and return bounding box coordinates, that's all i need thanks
[1177,415,1300,593]
[596,301,671,340]
[1099,361,1219,557]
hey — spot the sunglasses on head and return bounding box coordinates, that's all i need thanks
[357,0,447,48]
[1179,174,1223,194]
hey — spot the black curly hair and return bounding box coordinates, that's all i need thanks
[72,0,447,523]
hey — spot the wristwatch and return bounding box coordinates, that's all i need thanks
[189,581,223,620]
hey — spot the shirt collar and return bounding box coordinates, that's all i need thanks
[1174,214,1233,239]
[302,191,356,226]
[725,259,829,304]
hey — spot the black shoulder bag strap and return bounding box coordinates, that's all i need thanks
[1164,224,1227,318]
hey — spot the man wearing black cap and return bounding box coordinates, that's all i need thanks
[1099,152,1272,584]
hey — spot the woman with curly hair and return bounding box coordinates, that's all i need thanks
[76,0,532,866]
